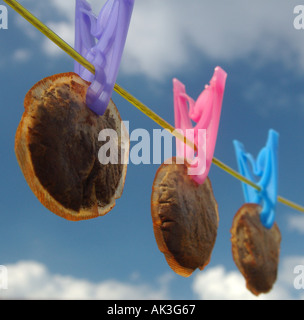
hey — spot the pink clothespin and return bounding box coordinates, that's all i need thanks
[173,67,227,184]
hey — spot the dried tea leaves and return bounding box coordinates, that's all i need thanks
[230,203,281,295]
[151,157,219,277]
[15,72,129,221]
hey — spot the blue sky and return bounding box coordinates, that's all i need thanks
[0,0,304,299]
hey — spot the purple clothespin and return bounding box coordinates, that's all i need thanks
[74,0,134,115]
[173,67,227,185]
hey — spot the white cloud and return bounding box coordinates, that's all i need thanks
[1,256,304,300]
[287,214,304,234]
[0,261,171,300]
[121,0,304,80]
[192,256,304,300]
[15,0,304,81]
[192,265,269,300]
[12,48,31,62]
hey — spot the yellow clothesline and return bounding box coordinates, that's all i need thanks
[4,0,304,213]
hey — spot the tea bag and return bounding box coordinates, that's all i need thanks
[15,72,129,221]
[230,203,281,295]
[151,157,219,277]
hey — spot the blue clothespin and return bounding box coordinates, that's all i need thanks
[233,129,279,229]
[74,0,134,115]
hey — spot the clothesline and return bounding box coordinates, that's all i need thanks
[4,0,304,213]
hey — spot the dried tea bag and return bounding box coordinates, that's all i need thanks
[15,72,129,221]
[230,203,281,295]
[151,157,219,277]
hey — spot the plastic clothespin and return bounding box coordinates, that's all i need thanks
[233,129,279,229]
[74,0,134,115]
[173,66,227,185]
